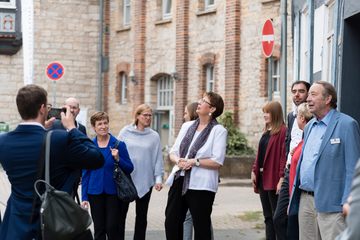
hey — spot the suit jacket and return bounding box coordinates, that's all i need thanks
[253,125,287,191]
[289,110,360,215]
[285,112,296,156]
[52,119,87,135]
[336,160,360,240]
[0,125,104,240]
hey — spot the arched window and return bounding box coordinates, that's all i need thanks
[120,72,128,104]
[205,64,214,91]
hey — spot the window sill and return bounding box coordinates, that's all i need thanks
[116,26,131,33]
[261,0,280,4]
[196,8,217,17]
[155,18,172,26]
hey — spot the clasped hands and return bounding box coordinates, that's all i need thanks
[177,158,195,170]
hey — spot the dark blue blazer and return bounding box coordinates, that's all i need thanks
[0,124,104,240]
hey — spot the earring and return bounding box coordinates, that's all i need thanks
[209,112,212,116]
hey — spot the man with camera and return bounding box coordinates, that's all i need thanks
[0,84,104,239]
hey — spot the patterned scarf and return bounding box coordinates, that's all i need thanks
[177,118,218,195]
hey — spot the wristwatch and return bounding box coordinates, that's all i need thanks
[195,158,200,167]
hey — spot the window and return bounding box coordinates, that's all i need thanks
[323,1,335,83]
[272,59,280,92]
[205,64,214,91]
[205,0,215,9]
[0,0,15,9]
[157,75,174,109]
[120,73,128,104]
[123,0,131,26]
[162,0,172,19]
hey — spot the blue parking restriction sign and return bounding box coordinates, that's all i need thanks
[46,62,65,81]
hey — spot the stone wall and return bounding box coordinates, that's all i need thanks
[0,0,100,133]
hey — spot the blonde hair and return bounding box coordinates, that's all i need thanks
[262,101,285,135]
[134,104,152,125]
[297,102,313,122]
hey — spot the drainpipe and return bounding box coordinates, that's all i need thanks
[97,0,104,111]
[280,0,287,116]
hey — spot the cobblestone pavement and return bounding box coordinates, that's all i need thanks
[0,170,265,239]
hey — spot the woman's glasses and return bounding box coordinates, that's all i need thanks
[199,98,213,107]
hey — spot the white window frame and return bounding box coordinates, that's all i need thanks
[0,0,16,9]
[205,64,214,92]
[205,0,215,10]
[123,0,131,26]
[162,0,172,19]
[299,7,309,81]
[157,75,174,110]
[322,0,335,83]
[272,59,280,93]
[121,73,127,104]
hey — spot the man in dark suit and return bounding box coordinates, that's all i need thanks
[0,84,104,239]
[273,80,310,240]
[52,97,87,135]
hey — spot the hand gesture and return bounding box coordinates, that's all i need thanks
[154,183,163,191]
[110,147,119,161]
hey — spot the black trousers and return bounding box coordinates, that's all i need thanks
[119,188,153,240]
[273,168,299,240]
[165,177,215,240]
[88,194,123,240]
[258,175,278,240]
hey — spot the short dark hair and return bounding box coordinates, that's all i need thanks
[291,80,311,92]
[204,91,224,119]
[314,80,337,109]
[16,84,47,120]
[90,111,109,126]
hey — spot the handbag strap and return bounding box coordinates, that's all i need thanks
[44,130,53,187]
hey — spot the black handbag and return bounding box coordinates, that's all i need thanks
[113,140,138,202]
[34,131,93,240]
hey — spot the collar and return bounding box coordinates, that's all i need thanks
[19,122,45,129]
[315,109,335,126]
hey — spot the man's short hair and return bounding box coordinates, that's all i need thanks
[314,80,338,109]
[291,80,311,91]
[16,84,47,120]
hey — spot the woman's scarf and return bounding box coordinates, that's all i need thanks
[177,118,218,195]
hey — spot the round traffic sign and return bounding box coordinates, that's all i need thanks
[262,19,275,58]
[46,62,65,81]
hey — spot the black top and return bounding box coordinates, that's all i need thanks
[258,131,271,169]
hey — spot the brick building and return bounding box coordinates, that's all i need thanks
[0,0,293,149]
[107,0,293,148]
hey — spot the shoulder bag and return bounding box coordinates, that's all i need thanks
[113,140,138,202]
[34,131,93,240]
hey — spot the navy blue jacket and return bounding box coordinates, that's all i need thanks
[0,124,104,240]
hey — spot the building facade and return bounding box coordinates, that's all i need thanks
[0,0,101,129]
[107,0,293,148]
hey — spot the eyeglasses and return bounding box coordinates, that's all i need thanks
[199,98,213,107]
[46,104,52,110]
[141,113,152,118]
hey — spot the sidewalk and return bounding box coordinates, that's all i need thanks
[0,169,265,239]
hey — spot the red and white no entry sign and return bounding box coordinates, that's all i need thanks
[262,19,275,58]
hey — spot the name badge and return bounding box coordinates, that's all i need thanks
[330,138,341,144]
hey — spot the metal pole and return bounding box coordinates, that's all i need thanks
[268,57,273,101]
[21,0,34,85]
[307,0,314,83]
[280,0,287,116]
[97,0,104,111]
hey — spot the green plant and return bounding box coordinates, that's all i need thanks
[218,111,254,156]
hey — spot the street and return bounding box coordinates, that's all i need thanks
[0,170,265,240]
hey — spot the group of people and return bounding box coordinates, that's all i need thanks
[252,80,360,240]
[0,84,227,240]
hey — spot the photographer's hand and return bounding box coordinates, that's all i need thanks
[61,105,76,131]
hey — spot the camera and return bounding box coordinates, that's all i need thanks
[47,107,67,120]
